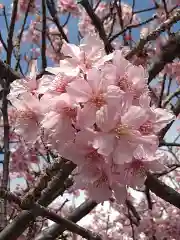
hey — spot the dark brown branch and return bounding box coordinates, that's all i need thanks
[148,33,180,83]
[35,200,97,240]
[127,206,136,240]
[46,0,68,42]
[133,6,158,14]
[145,173,180,209]
[145,185,153,210]
[158,74,166,107]
[20,158,67,207]
[114,0,128,45]
[41,0,47,70]
[163,88,180,108]
[78,0,113,54]
[0,59,21,83]
[126,9,180,60]
[0,31,7,52]
[0,0,19,229]
[159,141,180,147]
[0,189,101,240]
[0,161,76,240]
[2,7,9,32]
[126,200,141,222]
[0,76,10,230]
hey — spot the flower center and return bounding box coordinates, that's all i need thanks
[125,159,146,178]
[118,74,133,92]
[17,109,36,121]
[115,124,130,139]
[139,120,153,135]
[90,94,106,108]
[55,82,67,93]
[54,74,68,93]
[63,107,77,119]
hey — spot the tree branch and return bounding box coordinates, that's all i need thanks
[35,200,97,240]
[41,0,47,70]
[0,189,101,240]
[145,173,180,209]
[46,0,68,42]
[148,33,180,83]
[78,0,113,54]
[0,161,75,240]
[126,9,180,60]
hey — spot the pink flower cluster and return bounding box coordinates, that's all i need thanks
[8,34,174,203]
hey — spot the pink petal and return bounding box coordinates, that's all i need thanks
[60,143,86,165]
[60,59,80,76]
[153,108,175,133]
[113,50,129,76]
[121,105,148,129]
[75,128,97,145]
[88,182,112,202]
[96,53,114,66]
[132,134,159,157]
[96,105,118,132]
[86,68,102,93]
[66,79,92,102]
[93,133,115,156]
[113,142,135,164]
[76,103,96,128]
[112,183,127,204]
[61,40,80,59]
[127,64,148,85]
[145,160,166,172]
[105,85,124,105]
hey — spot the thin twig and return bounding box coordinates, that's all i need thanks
[158,74,166,107]
[0,32,7,52]
[46,0,68,42]
[15,0,32,71]
[41,0,47,70]
[110,15,157,42]
[126,9,180,59]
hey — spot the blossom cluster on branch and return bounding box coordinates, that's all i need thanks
[8,34,175,203]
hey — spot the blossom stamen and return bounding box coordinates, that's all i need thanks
[115,124,130,139]
[17,110,36,121]
[90,94,106,108]
[139,120,153,135]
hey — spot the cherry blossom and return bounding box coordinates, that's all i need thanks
[67,67,123,128]
[46,34,111,75]
[8,31,176,205]
[94,102,158,163]
[10,93,42,146]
